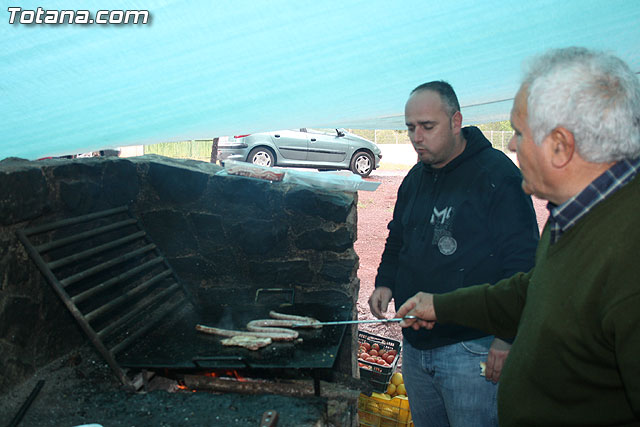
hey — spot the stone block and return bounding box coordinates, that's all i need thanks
[59,180,102,213]
[0,167,49,225]
[247,259,314,286]
[295,226,354,253]
[207,174,281,213]
[320,255,358,283]
[148,162,208,204]
[102,159,140,206]
[284,188,354,223]
[140,209,198,257]
[51,159,103,180]
[168,254,241,292]
[0,348,35,391]
[0,296,39,348]
[189,212,226,250]
[230,218,289,256]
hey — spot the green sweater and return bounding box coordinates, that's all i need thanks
[435,174,640,426]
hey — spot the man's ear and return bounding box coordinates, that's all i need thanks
[451,111,463,131]
[549,127,575,168]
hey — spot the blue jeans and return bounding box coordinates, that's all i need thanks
[402,337,498,427]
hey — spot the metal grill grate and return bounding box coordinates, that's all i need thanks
[17,205,191,388]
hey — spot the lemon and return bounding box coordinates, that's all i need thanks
[386,383,396,396]
[395,383,407,396]
[390,372,404,386]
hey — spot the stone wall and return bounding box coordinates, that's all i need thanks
[0,155,359,390]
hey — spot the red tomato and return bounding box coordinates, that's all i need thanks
[387,349,397,357]
[362,342,371,352]
[385,354,395,364]
[378,349,387,356]
[369,349,378,357]
[366,357,376,363]
[372,343,380,351]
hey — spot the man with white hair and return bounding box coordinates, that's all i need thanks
[396,46,640,426]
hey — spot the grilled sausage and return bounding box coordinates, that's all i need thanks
[268,311,322,328]
[195,324,298,341]
[195,311,320,342]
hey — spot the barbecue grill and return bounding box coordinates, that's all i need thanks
[18,205,355,388]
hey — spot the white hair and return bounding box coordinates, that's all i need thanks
[523,47,640,162]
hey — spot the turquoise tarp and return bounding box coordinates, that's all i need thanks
[2,0,639,159]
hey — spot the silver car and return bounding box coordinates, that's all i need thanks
[217,128,382,177]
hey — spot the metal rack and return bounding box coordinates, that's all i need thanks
[17,205,190,388]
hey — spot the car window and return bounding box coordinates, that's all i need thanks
[307,128,336,136]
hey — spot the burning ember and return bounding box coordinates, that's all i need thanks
[176,369,248,392]
[202,369,247,381]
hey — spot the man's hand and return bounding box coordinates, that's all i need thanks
[368,287,393,319]
[485,338,511,383]
[396,292,437,330]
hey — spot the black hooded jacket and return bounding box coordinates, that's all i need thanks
[375,126,539,349]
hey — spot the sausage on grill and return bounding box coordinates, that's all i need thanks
[195,311,320,342]
[195,324,298,341]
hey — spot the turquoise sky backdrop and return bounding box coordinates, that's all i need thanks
[2,0,639,159]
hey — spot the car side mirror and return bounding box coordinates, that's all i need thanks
[336,130,345,137]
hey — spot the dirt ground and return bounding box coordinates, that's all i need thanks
[354,173,405,347]
[354,170,549,371]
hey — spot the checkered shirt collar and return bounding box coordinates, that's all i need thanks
[547,157,640,244]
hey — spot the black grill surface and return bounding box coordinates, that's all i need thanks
[116,302,352,370]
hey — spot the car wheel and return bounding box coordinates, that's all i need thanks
[350,151,374,177]
[248,147,275,167]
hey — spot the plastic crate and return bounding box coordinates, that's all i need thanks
[358,330,401,393]
[358,393,413,427]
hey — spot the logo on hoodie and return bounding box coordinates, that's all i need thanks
[431,206,457,255]
[430,206,452,225]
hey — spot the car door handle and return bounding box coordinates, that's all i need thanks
[274,134,280,138]
[310,138,316,142]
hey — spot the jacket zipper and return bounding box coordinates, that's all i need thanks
[421,171,440,240]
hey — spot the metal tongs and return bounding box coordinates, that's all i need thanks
[291,315,418,328]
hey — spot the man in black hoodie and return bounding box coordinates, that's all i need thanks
[369,81,539,427]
